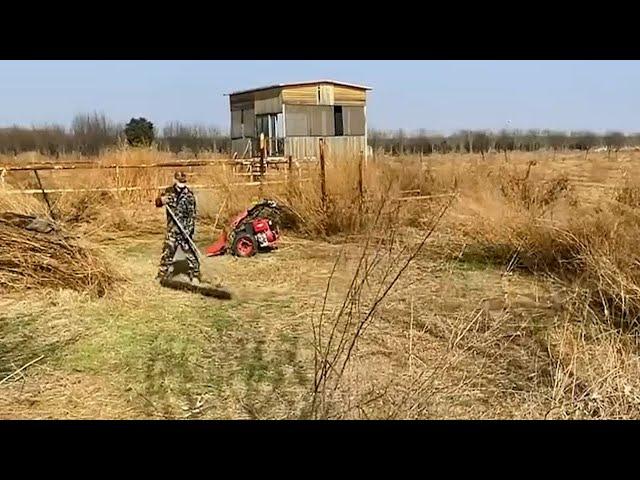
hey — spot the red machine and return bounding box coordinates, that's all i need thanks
[205,200,281,258]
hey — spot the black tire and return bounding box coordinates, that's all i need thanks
[232,232,258,257]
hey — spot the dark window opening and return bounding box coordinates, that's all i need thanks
[334,106,344,136]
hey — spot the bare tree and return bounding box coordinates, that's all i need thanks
[72,112,122,156]
[495,130,515,161]
[158,122,228,157]
[472,131,491,160]
[524,129,541,152]
[574,131,599,160]
[547,131,567,160]
[603,131,626,160]
[629,133,640,150]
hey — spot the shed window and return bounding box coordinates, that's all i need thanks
[334,106,344,136]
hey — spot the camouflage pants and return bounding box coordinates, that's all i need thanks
[157,231,200,280]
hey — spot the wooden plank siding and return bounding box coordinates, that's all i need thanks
[254,89,283,115]
[333,85,366,106]
[281,85,318,105]
[229,92,254,111]
[319,84,334,105]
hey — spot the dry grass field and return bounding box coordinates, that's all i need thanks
[3,147,640,419]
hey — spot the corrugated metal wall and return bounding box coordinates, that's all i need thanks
[342,106,365,136]
[284,105,310,136]
[286,105,334,136]
[285,136,366,160]
[286,105,364,137]
[323,136,367,158]
[231,109,256,139]
[232,138,254,158]
[231,110,242,139]
[243,109,255,138]
[310,106,335,136]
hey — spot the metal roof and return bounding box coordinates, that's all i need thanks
[226,79,372,96]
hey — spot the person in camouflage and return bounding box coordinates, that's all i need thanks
[155,171,200,282]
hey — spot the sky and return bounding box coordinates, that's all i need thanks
[0,60,639,134]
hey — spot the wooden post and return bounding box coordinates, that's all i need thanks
[319,138,327,214]
[115,165,121,201]
[261,134,267,177]
[257,133,265,184]
[358,150,364,213]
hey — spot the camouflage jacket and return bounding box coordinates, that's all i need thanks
[160,185,197,239]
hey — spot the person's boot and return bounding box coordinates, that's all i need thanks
[189,272,203,286]
[157,265,172,282]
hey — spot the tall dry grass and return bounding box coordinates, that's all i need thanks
[442,154,640,330]
[5,148,640,306]
[302,151,640,418]
[6,147,640,418]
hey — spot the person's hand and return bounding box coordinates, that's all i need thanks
[155,196,164,208]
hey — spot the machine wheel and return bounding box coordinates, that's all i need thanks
[232,233,258,257]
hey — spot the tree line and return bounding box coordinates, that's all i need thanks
[1,113,638,159]
[369,129,640,158]
[0,113,231,157]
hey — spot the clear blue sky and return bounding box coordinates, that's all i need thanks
[1,60,638,134]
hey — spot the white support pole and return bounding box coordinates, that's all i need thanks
[363,105,368,166]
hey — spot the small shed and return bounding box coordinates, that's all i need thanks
[227,80,371,161]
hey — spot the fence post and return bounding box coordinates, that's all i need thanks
[0,168,5,189]
[255,133,265,188]
[320,138,327,215]
[115,165,121,201]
